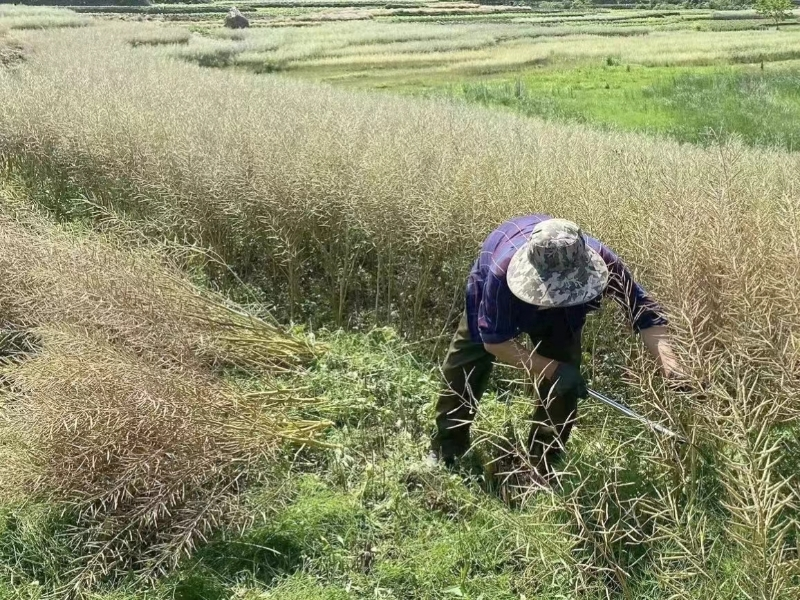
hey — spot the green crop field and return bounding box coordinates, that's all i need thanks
[0,2,799,599]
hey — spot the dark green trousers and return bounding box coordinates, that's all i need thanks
[433,312,583,469]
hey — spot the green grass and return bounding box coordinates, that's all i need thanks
[144,326,754,599]
[644,67,800,147]
[132,4,800,151]
[161,329,575,599]
[21,323,731,600]
[448,64,800,149]
[0,503,78,594]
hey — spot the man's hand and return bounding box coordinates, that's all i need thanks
[483,340,587,399]
[640,325,683,378]
[549,363,588,400]
[484,339,560,380]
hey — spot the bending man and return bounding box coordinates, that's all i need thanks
[430,216,683,477]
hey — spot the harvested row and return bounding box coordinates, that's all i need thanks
[0,180,315,372]
[0,184,325,590]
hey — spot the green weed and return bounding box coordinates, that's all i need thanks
[644,68,800,148]
[0,504,76,591]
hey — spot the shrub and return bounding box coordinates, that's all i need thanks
[755,0,794,24]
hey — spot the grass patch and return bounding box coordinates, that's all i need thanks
[153,331,578,599]
[0,6,90,30]
[129,326,794,600]
[453,64,800,149]
[643,67,800,147]
[128,26,192,46]
[0,503,77,590]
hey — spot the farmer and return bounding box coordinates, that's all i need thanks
[429,215,684,478]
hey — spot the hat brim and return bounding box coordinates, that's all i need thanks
[507,244,609,307]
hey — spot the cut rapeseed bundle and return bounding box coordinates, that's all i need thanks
[0,189,328,591]
[0,327,325,589]
[0,201,316,373]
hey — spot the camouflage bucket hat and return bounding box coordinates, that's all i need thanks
[507,219,609,307]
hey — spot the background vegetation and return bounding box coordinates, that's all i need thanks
[0,3,798,599]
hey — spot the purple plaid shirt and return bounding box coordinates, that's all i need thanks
[466,214,668,344]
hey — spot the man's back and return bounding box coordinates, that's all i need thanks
[465,215,666,344]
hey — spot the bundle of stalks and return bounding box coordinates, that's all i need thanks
[0,194,316,373]
[0,327,327,590]
[0,191,328,590]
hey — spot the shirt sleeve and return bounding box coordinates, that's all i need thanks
[477,270,520,344]
[599,244,668,332]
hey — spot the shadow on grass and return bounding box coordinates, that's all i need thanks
[174,475,370,597]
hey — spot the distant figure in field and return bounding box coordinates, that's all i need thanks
[225,7,249,29]
[429,216,686,482]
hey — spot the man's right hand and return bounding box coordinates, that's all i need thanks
[550,363,588,400]
[483,340,586,397]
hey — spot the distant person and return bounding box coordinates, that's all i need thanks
[429,216,686,481]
